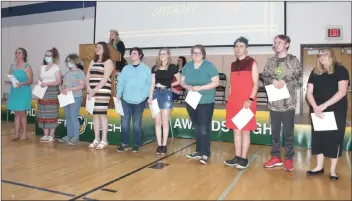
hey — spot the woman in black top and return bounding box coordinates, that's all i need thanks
[109,30,127,72]
[306,48,350,181]
[148,48,180,154]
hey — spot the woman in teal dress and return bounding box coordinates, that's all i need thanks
[7,48,33,141]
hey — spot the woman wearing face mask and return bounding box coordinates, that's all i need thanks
[149,48,180,154]
[36,47,62,143]
[7,47,33,141]
[58,54,85,145]
[86,42,114,150]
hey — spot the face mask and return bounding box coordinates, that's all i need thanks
[67,62,75,68]
[45,57,53,63]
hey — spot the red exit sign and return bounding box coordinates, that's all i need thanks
[328,28,341,37]
[326,26,343,40]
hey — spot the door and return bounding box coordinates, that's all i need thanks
[341,48,352,121]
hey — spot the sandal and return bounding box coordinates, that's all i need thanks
[19,135,28,140]
[89,140,100,148]
[96,141,108,150]
[12,136,20,141]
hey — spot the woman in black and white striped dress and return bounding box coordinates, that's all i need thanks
[85,42,114,149]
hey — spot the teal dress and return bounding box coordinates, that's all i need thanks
[7,64,32,111]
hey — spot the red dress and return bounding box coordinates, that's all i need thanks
[226,56,257,131]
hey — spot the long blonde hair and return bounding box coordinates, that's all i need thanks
[313,48,338,75]
[110,29,120,47]
[154,48,172,71]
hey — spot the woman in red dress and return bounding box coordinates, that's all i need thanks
[224,37,259,169]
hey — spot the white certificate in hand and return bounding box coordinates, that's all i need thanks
[265,84,290,102]
[58,91,75,107]
[32,81,48,99]
[185,90,202,110]
[231,108,254,131]
[7,74,19,87]
[85,95,95,115]
[149,99,160,119]
[311,112,338,131]
[113,97,124,116]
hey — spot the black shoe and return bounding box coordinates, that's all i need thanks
[160,146,167,155]
[224,156,241,167]
[200,155,209,165]
[236,158,249,169]
[117,145,128,152]
[132,146,140,152]
[307,168,324,176]
[330,173,339,181]
[187,152,202,159]
[156,146,162,155]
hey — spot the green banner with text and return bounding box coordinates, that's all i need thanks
[4,101,350,151]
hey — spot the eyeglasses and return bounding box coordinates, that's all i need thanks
[192,52,202,56]
[318,53,329,57]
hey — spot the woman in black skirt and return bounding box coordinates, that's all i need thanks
[306,48,350,181]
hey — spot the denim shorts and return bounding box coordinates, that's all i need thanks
[153,88,173,110]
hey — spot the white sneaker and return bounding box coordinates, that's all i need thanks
[46,136,54,142]
[40,136,48,142]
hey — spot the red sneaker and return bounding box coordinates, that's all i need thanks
[264,156,283,168]
[284,159,294,172]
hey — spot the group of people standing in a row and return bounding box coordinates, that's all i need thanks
[7,32,349,181]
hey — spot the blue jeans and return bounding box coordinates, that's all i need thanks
[153,88,173,110]
[64,96,82,139]
[121,99,146,147]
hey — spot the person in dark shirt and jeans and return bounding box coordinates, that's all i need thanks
[261,35,302,172]
[149,48,180,154]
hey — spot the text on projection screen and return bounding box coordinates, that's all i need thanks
[95,2,285,48]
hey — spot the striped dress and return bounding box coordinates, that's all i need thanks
[37,64,60,129]
[89,62,112,114]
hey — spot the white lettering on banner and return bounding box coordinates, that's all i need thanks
[87,122,121,132]
[10,108,36,117]
[173,118,193,130]
[263,123,271,135]
[252,123,272,135]
[58,119,65,126]
[212,121,220,131]
[221,121,230,132]
[173,118,229,132]
[109,124,121,132]
[26,108,36,116]
[212,121,230,132]
[88,122,94,129]
[173,118,270,134]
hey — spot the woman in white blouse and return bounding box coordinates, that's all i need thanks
[35,48,62,142]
